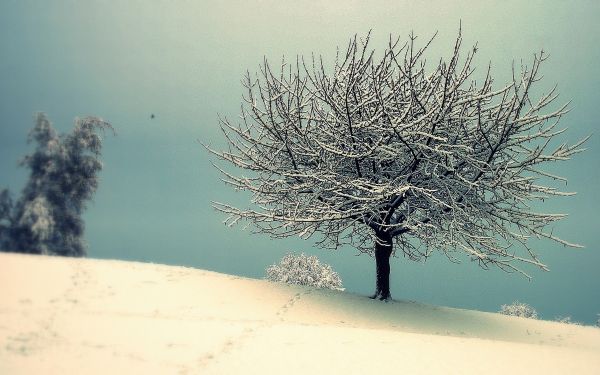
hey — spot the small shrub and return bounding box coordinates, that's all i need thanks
[596,314,599,328]
[266,252,344,291]
[554,316,581,325]
[499,301,538,319]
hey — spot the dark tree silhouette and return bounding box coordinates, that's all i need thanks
[0,113,113,256]
[208,30,587,300]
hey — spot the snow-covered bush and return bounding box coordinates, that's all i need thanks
[266,253,344,291]
[499,301,538,319]
[554,316,581,325]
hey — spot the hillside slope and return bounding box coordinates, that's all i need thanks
[1,252,599,374]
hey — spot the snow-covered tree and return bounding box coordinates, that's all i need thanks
[0,113,113,256]
[499,301,538,319]
[208,29,588,300]
[0,189,13,248]
[266,252,344,291]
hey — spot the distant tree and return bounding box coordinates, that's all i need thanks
[208,29,588,300]
[499,301,538,319]
[0,189,13,247]
[266,252,344,291]
[0,113,113,256]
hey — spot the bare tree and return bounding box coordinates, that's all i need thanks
[208,29,588,300]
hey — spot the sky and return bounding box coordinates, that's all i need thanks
[1,0,599,324]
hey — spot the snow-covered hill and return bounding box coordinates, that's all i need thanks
[1,252,599,374]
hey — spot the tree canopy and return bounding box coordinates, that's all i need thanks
[209,30,587,299]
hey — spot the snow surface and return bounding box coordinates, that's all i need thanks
[1,252,599,374]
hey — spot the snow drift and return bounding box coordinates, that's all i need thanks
[1,252,599,374]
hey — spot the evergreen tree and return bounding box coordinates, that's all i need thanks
[0,113,113,256]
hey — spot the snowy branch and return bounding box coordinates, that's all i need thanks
[208,30,587,276]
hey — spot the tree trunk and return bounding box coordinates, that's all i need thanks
[370,231,393,301]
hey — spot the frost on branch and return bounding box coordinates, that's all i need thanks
[499,301,538,319]
[208,28,588,297]
[18,196,55,254]
[266,253,344,291]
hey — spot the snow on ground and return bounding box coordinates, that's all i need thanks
[1,252,599,374]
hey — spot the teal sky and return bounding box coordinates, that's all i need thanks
[1,0,599,324]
